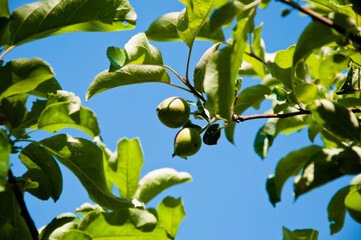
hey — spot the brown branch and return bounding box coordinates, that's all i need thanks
[279,0,361,46]
[233,108,361,122]
[8,170,38,240]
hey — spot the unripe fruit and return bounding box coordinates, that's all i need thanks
[173,127,202,158]
[156,97,190,128]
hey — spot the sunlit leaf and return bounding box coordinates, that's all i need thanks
[0,128,10,192]
[268,45,295,89]
[234,85,271,115]
[29,77,62,98]
[39,213,78,240]
[106,138,143,198]
[157,196,185,238]
[38,102,100,138]
[86,65,170,101]
[39,134,134,211]
[75,202,103,215]
[282,226,319,240]
[177,0,217,47]
[294,83,318,105]
[293,21,339,65]
[78,210,171,239]
[0,0,137,49]
[134,168,192,204]
[0,58,54,100]
[60,230,92,240]
[0,0,10,18]
[319,54,349,89]
[145,12,224,43]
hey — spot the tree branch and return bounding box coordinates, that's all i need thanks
[233,108,361,122]
[8,169,39,240]
[278,0,361,46]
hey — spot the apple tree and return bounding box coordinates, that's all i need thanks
[1,0,361,239]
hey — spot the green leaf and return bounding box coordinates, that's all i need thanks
[327,186,350,235]
[224,122,236,144]
[234,85,271,115]
[282,226,319,240]
[209,2,240,31]
[345,187,361,212]
[0,0,137,49]
[333,146,361,175]
[86,65,170,101]
[106,138,143,198]
[313,99,360,142]
[39,213,78,240]
[75,202,103,215]
[124,33,164,65]
[0,128,10,192]
[60,230,92,240]
[157,197,185,238]
[38,102,100,138]
[306,0,356,18]
[294,83,318,105]
[29,77,62,98]
[19,143,63,201]
[293,21,339,65]
[268,45,295,89]
[107,47,126,71]
[319,54,349,89]
[134,168,192,204]
[254,119,277,159]
[294,148,343,198]
[0,58,54,100]
[267,145,322,206]
[193,42,221,93]
[78,210,171,239]
[177,0,217,47]
[1,94,28,138]
[39,134,134,211]
[203,124,221,145]
[0,183,32,240]
[18,99,47,130]
[336,63,360,95]
[0,0,10,18]
[145,12,224,43]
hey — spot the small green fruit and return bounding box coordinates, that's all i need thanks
[156,97,190,128]
[173,127,202,158]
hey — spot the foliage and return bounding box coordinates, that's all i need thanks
[1,0,361,239]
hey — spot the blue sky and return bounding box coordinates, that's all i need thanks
[6,0,361,239]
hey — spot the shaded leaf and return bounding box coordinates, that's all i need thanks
[86,65,170,101]
[0,128,10,192]
[203,124,221,145]
[0,183,32,240]
[38,102,100,138]
[75,202,103,215]
[39,134,134,210]
[29,77,62,98]
[293,21,339,65]
[134,168,192,204]
[0,58,54,100]
[145,12,224,43]
[0,0,9,18]
[19,143,62,201]
[129,208,157,232]
[1,94,28,138]
[157,196,185,238]
[319,54,349,89]
[106,138,143,198]
[39,213,78,240]
[267,145,322,206]
[327,186,350,235]
[254,119,277,159]
[336,63,360,95]
[282,226,319,240]
[224,122,236,144]
[78,210,171,239]
[313,99,360,142]
[107,47,126,71]
[0,0,137,49]
[177,0,217,47]
[60,230,92,240]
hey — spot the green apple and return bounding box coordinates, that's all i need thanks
[173,127,201,158]
[156,97,190,128]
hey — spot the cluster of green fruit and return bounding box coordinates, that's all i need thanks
[156,97,202,158]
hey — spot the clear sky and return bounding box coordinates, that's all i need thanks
[7,0,361,239]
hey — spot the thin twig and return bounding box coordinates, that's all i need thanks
[245,51,267,66]
[162,82,193,93]
[233,108,361,122]
[8,169,39,240]
[0,45,15,62]
[185,45,193,84]
[279,0,361,45]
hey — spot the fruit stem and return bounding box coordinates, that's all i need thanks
[199,117,218,134]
